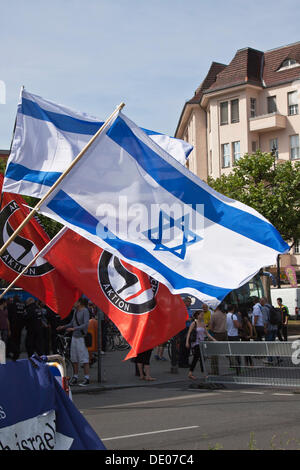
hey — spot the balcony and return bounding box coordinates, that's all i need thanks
[249,112,286,133]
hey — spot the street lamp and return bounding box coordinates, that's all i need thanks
[271,145,281,288]
[271,144,277,170]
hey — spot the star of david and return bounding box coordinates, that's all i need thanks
[145,210,202,260]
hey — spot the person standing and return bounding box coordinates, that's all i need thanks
[252,297,265,341]
[209,304,227,341]
[226,304,242,373]
[226,305,241,342]
[186,310,216,380]
[0,299,10,352]
[57,298,90,386]
[178,297,193,368]
[24,298,44,357]
[202,303,213,330]
[239,309,254,367]
[276,297,289,341]
[208,303,227,375]
[7,295,25,360]
[136,349,156,381]
[261,297,281,364]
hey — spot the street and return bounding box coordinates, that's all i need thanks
[73,382,300,450]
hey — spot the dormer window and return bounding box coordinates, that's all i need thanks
[278,58,299,71]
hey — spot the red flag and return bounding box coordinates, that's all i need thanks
[44,229,188,358]
[0,175,80,318]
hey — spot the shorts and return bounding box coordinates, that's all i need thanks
[70,336,89,364]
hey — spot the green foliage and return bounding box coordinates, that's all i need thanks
[207,151,300,244]
[21,195,63,238]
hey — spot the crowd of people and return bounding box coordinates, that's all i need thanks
[0,295,105,363]
[178,295,291,380]
[0,292,293,385]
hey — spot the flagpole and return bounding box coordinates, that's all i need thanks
[0,227,67,300]
[0,102,125,258]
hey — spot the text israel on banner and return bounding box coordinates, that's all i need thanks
[3,89,192,199]
[35,110,289,308]
[0,175,79,317]
[44,228,188,359]
[0,357,105,450]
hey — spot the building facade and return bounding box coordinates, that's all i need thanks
[175,42,300,285]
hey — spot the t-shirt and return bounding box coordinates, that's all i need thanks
[252,303,264,327]
[226,313,238,337]
[278,305,289,324]
[65,307,90,338]
[203,309,212,327]
[210,309,227,333]
[261,304,277,332]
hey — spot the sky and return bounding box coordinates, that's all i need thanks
[1,0,300,149]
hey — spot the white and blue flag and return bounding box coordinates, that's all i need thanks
[28,110,289,308]
[0,357,105,450]
[3,89,192,199]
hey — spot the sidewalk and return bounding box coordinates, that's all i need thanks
[70,349,191,394]
[70,334,300,394]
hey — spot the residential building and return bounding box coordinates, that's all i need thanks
[175,41,300,286]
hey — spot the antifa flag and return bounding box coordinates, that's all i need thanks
[0,174,80,318]
[44,229,188,359]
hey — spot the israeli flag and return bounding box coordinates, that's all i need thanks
[37,111,288,307]
[3,89,192,199]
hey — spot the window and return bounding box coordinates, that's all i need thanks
[220,101,228,125]
[267,96,277,114]
[288,91,298,115]
[222,143,230,167]
[283,58,297,67]
[231,99,239,123]
[279,58,298,70]
[232,141,241,162]
[250,98,257,118]
[294,240,300,254]
[290,134,300,160]
[252,141,257,153]
[270,138,278,158]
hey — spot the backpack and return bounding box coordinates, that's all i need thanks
[189,321,197,345]
[268,306,281,325]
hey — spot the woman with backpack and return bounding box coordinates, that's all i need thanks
[186,310,216,380]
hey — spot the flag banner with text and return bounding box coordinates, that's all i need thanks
[0,357,105,450]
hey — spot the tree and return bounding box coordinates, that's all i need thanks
[207,151,300,247]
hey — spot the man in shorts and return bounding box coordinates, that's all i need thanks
[57,297,90,386]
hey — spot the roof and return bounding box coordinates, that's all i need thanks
[206,47,264,93]
[191,42,300,100]
[187,62,227,103]
[263,42,300,87]
[176,41,300,136]
[174,62,226,136]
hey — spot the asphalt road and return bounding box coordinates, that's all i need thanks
[73,383,300,451]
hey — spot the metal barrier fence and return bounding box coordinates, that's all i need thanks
[200,341,300,388]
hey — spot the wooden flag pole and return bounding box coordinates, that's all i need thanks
[0,227,67,300]
[0,102,125,258]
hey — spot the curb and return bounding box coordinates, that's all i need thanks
[70,377,188,394]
